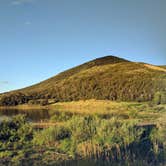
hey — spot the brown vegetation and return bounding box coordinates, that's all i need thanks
[0,56,166,106]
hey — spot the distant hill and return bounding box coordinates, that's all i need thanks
[0,55,166,106]
[160,65,166,69]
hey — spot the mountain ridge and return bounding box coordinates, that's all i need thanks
[0,55,166,106]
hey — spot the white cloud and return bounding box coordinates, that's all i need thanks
[25,21,31,25]
[11,1,22,5]
[107,49,113,52]
[11,0,35,6]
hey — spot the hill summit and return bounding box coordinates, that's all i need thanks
[0,55,166,106]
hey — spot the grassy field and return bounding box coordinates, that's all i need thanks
[50,100,166,125]
[0,100,166,165]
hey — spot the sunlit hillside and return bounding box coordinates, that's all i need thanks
[0,56,166,106]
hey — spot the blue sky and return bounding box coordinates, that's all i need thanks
[0,0,166,93]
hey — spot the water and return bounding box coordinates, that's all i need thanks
[0,108,57,122]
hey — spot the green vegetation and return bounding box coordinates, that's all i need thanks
[153,91,166,105]
[0,56,166,106]
[0,55,166,165]
[1,101,166,165]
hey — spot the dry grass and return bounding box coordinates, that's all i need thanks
[144,64,166,72]
[50,99,130,115]
[51,100,166,124]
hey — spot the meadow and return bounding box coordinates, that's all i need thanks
[0,100,166,165]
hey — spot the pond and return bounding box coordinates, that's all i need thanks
[0,108,64,122]
[0,107,84,123]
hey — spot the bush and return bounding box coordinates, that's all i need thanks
[50,112,72,122]
[68,115,97,143]
[0,93,29,106]
[0,115,33,150]
[33,125,71,146]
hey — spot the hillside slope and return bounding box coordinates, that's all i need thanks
[0,56,166,106]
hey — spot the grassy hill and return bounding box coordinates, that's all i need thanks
[0,55,166,106]
[160,65,166,69]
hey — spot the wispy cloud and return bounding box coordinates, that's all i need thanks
[0,81,9,85]
[11,0,35,6]
[107,49,113,52]
[25,21,31,25]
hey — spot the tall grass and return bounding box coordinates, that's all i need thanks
[1,101,166,165]
[32,114,166,164]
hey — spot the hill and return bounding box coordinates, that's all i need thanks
[160,65,166,69]
[0,55,166,106]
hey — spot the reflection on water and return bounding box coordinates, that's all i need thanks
[0,109,52,122]
[0,109,77,122]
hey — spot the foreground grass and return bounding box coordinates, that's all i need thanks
[1,110,166,165]
[0,100,166,165]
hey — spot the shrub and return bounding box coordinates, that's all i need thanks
[0,115,33,150]
[50,112,72,122]
[33,125,71,146]
[68,115,97,143]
